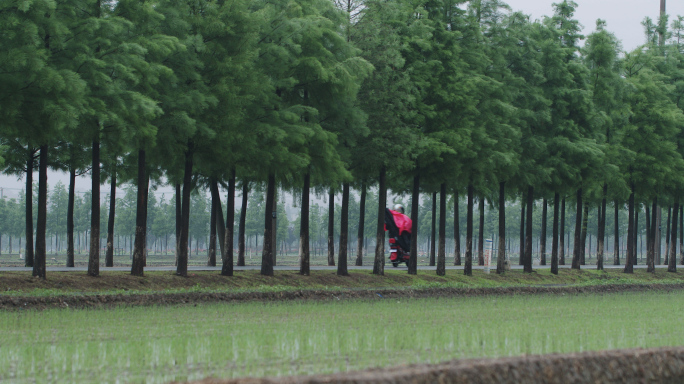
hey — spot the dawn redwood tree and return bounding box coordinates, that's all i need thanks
[353,0,422,275]
[2,1,88,278]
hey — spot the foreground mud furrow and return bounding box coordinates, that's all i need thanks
[180,347,684,384]
[3,283,684,310]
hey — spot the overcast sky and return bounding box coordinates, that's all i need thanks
[504,0,684,52]
[2,1,684,198]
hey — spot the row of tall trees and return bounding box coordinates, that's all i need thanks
[2,0,684,279]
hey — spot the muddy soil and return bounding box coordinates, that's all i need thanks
[180,346,684,384]
[2,282,684,311]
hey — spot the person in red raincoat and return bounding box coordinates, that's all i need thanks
[385,204,412,264]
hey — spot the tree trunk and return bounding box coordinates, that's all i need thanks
[464,184,474,276]
[409,175,419,275]
[496,182,506,274]
[559,198,565,265]
[238,182,248,267]
[208,183,217,267]
[519,195,525,265]
[327,188,335,266]
[572,188,583,269]
[454,190,461,266]
[478,196,485,266]
[666,206,672,265]
[656,205,662,264]
[272,189,277,266]
[614,201,620,265]
[648,198,657,272]
[260,173,275,276]
[67,167,76,267]
[355,183,366,266]
[540,198,548,265]
[580,203,588,265]
[680,205,683,265]
[176,145,193,277]
[372,167,386,275]
[430,191,436,266]
[25,153,34,268]
[131,149,148,276]
[437,183,446,276]
[299,173,311,275]
[597,185,607,270]
[551,193,560,275]
[633,206,639,265]
[624,187,635,274]
[209,181,226,262]
[338,183,349,276]
[32,145,48,279]
[175,183,181,266]
[105,169,116,267]
[524,186,534,273]
[668,199,679,273]
[222,169,235,276]
[87,140,100,277]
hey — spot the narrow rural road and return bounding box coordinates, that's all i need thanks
[0,264,668,272]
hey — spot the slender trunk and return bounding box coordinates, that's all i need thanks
[580,204,588,265]
[32,145,48,279]
[464,184,474,276]
[131,149,147,276]
[551,193,560,275]
[634,206,639,265]
[238,182,248,266]
[519,195,525,265]
[496,182,506,274]
[572,188,583,269]
[524,186,533,273]
[666,206,672,265]
[430,191,436,266]
[338,183,349,276]
[624,187,635,274]
[105,169,116,267]
[648,198,657,272]
[260,173,275,276]
[176,145,193,277]
[175,184,181,266]
[559,198,565,265]
[454,190,461,266]
[409,175,419,275]
[208,181,225,263]
[300,173,311,275]
[668,199,679,273]
[680,205,684,265]
[597,185,607,270]
[67,168,76,267]
[87,140,100,277]
[208,184,217,267]
[355,183,366,266]
[614,201,620,265]
[272,189,277,266]
[373,167,386,275]
[478,196,485,266]
[327,188,335,266]
[222,169,235,276]
[541,198,547,265]
[25,153,34,268]
[437,183,446,276]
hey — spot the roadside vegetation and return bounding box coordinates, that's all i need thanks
[2,269,684,297]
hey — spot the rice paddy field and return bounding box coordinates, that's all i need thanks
[1,290,683,384]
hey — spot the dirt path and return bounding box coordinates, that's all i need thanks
[3,282,684,311]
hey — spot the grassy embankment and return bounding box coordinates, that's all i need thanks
[1,267,683,297]
[1,290,682,383]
